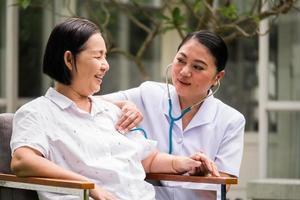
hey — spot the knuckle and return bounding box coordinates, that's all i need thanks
[125,112,132,117]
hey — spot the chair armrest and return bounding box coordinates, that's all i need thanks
[145,173,238,185]
[0,173,94,189]
[0,173,94,200]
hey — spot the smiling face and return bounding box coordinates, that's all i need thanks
[67,33,109,96]
[171,38,224,105]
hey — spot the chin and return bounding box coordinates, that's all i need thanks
[94,87,101,94]
[90,86,101,95]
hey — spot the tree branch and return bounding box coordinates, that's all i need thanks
[163,0,185,38]
[110,0,151,33]
[110,48,149,79]
[197,0,214,30]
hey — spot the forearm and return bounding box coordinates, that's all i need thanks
[11,147,88,182]
[142,151,182,174]
[143,151,220,177]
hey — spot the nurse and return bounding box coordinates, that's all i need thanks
[105,30,245,199]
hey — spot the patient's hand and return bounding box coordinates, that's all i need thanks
[115,100,143,133]
[90,185,119,200]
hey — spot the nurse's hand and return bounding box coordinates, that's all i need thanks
[115,100,143,133]
[188,152,220,177]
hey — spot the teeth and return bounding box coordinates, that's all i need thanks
[95,75,103,79]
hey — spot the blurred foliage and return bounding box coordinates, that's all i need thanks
[17,0,299,78]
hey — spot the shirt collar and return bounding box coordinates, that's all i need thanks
[188,93,217,127]
[89,96,108,116]
[45,87,74,110]
[44,87,106,115]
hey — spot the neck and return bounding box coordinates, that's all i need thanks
[178,95,204,111]
[55,82,91,112]
[178,96,203,130]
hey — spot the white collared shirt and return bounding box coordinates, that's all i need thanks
[11,87,157,200]
[104,81,245,199]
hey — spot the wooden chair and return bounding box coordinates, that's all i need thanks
[0,113,237,200]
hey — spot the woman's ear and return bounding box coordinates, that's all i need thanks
[214,70,225,86]
[64,51,73,71]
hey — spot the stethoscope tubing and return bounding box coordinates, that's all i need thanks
[129,63,220,154]
[165,64,220,154]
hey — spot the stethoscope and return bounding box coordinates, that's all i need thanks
[130,64,220,154]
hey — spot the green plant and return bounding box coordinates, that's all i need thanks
[17,0,299,78]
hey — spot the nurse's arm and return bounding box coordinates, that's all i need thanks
[100,96,143,133]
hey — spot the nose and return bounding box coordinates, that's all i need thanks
[100,59,109,72]
[180,65,191,77]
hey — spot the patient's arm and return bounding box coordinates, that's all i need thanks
[11,147,118,200]
[11,147,85,179]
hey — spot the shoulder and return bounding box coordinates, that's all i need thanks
[15,96,50,116]
[214,98,245,124]
[140,81,166,90]
[139,81,167,96]
[13,96,52,127]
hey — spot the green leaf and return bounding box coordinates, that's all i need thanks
[156,12,171,21]
[160,26,175,33]
[172,7,181,19]
[193,0,203,13]
[252,16,260,24]
[171,7,185,26]
[219,4,238,20]
[17,0,31,9]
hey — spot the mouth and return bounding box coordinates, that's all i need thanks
[177,79,191,86]
[95,74,103,84]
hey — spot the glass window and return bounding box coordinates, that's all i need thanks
[267,110,300,178]
[271,9,300,101]
[216,37,259,132]
[0,0,6,98]
[18,5,44,97]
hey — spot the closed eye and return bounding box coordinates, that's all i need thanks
[193,65,204,70]
[95,54,106,60]
[177,58,186,64]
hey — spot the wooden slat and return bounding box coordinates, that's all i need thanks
[0,173,94,189]
[146,173,238,185]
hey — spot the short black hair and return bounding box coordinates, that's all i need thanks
[43,17,100,85]
[177,30,228,72]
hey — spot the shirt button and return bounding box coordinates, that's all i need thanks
[177,138,183,143]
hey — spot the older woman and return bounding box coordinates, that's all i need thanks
[10,18,218,200]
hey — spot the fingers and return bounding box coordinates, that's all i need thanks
[115,103,143,133]
[190,152,212,172]
[116,111,139,133]
[210,161,220,177]
[190,152,220,177]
